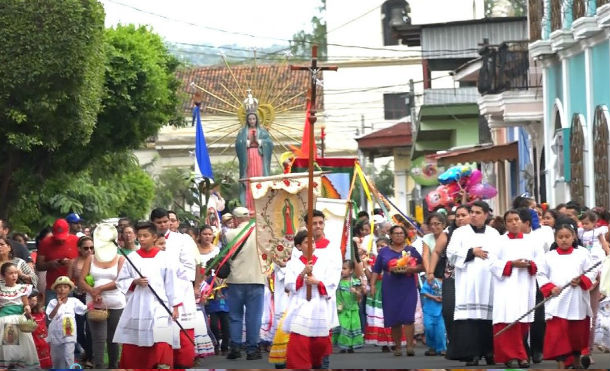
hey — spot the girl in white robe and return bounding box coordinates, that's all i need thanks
[537,224,596,369]
[488,210,543,368]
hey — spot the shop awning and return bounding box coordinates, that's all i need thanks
[426,141,518,166]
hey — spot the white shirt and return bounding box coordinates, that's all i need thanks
[46,297,87,344]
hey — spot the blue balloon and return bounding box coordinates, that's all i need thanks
[438,165,471,185]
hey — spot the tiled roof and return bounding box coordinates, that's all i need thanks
[176,63,324,115]
[356,121,412,147]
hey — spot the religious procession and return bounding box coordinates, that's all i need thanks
[4,0,610,370]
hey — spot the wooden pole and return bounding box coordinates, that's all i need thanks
[290,45,337,300]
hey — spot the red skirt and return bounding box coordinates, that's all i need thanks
[119,342,173,368]
[493,322,530,363]
[543,316,590,360]
[174,329,195,368]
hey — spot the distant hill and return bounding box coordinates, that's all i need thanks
[166,42,293,66]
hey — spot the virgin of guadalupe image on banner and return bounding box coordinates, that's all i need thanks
[249,172,322,274]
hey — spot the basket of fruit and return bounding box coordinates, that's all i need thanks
[389,251,417,274]
[17,319,38,333]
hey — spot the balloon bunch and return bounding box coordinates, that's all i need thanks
[425,165,498,211]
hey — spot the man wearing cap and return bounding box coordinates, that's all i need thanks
[225,206,265,360]
[36,219,79,305]
[150,207,198,368]
[66,213,85,238]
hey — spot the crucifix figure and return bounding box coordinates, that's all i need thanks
[290,45,337,300]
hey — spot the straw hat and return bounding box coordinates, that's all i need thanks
[51,276,75,290]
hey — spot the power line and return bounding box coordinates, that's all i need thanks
[325,1,386,34]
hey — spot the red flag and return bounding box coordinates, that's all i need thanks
[297,98,317,159]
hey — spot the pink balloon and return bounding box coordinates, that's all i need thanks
[467,169,483,188]
[470,183,497,199]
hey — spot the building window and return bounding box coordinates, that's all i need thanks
[594,106,610,208]
[384,92,410,119]
[570,114,585,205]
[381,0,409,46]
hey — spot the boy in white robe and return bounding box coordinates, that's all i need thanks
[114,222,182,369]
[537,223,595,369]
[151,208,198,368]
[488,210,543,368]
[446,200,499,366]
[283,211,342,369]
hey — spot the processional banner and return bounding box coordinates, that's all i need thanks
[249,172,322,274]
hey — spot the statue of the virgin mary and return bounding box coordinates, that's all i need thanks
[235,91,274,210]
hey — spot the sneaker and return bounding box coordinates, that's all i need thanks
[246,351,262,360]
[226,349,241,359]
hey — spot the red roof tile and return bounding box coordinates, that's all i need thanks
[176,64,324,115]
[355,122,412,149]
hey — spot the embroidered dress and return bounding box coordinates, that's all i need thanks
[334,277,364,350]
[365,278,405,346]
[194,280,217,358]
[0,283,39,369]
[268,311,290,365]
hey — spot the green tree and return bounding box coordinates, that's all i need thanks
[485,0,526,17]
[291,0,327,60]
[0,0,106,216]
[90,25,183,155]
[374,162,395,197]
[10,152,155,233]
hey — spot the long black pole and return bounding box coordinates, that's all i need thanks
[114,242,196,346]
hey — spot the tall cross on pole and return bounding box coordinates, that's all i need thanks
[290,45,337,300]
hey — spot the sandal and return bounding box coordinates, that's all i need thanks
[393,349,402,357]
[406,348,415,357]
[424,349,437,356]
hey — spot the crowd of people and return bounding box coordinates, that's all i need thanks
[0,193,609,369]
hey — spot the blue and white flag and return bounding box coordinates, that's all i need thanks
[193,104,213,181]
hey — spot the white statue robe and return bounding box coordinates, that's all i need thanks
[488,233,544,324]
[447,225,499,320]
[113,248,181,348]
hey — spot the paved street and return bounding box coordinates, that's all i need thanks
[197,343,610,369]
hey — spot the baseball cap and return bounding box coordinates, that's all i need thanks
[232,207,250,218]
[66,212,82,224]
[52,219,70,241]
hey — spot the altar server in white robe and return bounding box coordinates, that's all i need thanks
[537,223,595,369]
[114,221,181,369]
[151,207,198,368]
[282,225,342,369]
[488,210,543,368]
[446,200,499,366]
